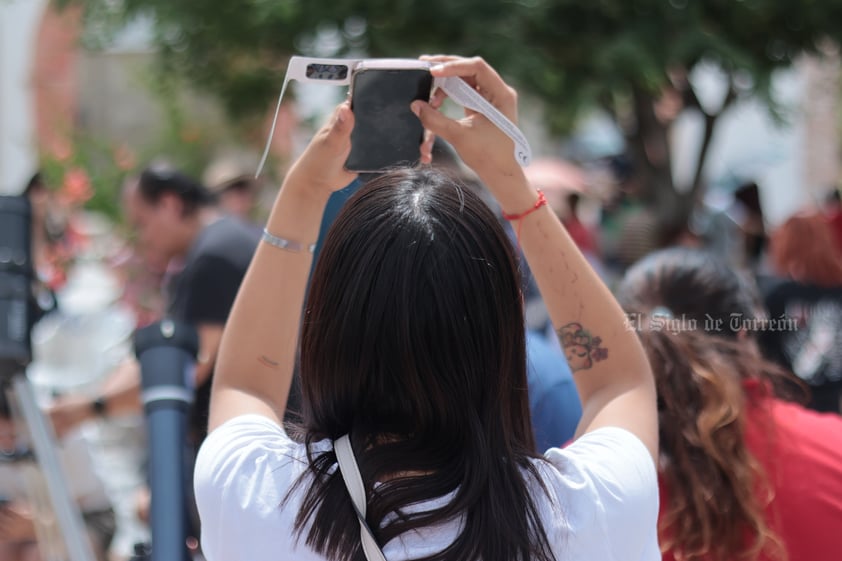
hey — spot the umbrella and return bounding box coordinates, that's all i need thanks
[524,158,588,217]
[524,158,586,194]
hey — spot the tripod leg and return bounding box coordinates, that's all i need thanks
[7,375,96,561]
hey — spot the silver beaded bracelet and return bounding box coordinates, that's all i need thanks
[261,228,316,254]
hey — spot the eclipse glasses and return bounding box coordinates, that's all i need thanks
[257,56,533,176]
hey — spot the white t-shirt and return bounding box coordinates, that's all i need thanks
[194,415,659,561]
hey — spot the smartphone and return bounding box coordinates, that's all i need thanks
[345,62,434,173]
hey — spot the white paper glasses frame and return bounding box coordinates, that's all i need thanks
[256,55,533,177]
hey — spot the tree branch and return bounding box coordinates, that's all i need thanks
[689,113,718,200]
[688,79,739,200]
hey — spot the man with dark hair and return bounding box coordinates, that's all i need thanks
[50,163,260,446]
[47,164,260,555]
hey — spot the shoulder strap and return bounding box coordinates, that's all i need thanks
[334,435,388,561]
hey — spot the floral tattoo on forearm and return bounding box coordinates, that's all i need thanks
[556,322,609,372]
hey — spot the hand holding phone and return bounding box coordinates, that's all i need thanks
[411,57,530,201]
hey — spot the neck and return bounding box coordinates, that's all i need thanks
[198,207,221,229]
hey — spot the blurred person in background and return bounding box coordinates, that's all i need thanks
[691,180,771,276]
[733,181,769,273]
[562,193,600,258]
[9,173,135,561]
[597,155,661,278]
[48,165,261,554]
[23,173,68,309]
[50,165,260,446]
[757,212,842,413]
[203,153,264,228]
[618,247,842,561]
[106,176,169,330]
[823,188,842,255]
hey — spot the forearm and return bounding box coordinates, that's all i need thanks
[98,361,143,416]
[209,181,330,428]
[493,177,651,410]
[193,359,214,390]
[92,359,143,418]
[193,323,224,388]
[416,55,655,455]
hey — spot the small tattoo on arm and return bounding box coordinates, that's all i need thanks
[258,355,280,369]
[556,322,609,372]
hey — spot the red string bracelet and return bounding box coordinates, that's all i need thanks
[501,190,548,221]
[502,189,548,245]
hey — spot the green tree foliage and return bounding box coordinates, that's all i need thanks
[68,0,842,232]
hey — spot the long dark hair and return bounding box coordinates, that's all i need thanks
[291,168,555,561]
[617,248,793,561]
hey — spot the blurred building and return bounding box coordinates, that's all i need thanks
[1,1,295,197]
[0,0,44,194]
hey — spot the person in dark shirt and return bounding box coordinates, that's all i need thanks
[47,165,260,556]
[49,165,259,444]
[165,210,260,442]
[759,279,842,412]
[757,212,842,413]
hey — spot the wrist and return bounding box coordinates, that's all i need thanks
[272,180,333,225]
[497,187,541,219]
[91,396,107,418]
[279,178,333,206]
[480,171,538,215]
[264,184,329,250]
[281,158,349,203]
[501,189,548,222]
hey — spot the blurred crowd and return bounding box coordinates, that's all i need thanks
[2,126,842,561]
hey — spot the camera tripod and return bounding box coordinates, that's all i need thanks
[1,194,94,560]
[0,368,97,561]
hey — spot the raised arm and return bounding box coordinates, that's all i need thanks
[414,56,657,460]
[206,104,357,432]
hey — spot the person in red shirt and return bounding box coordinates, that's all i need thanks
[617,247,842,561]
[562,193,599,257]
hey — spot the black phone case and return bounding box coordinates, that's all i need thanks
[345,68,433,173]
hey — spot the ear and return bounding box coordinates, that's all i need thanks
[159,192,185,218]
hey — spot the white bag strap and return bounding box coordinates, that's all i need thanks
[335,434,388,561]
